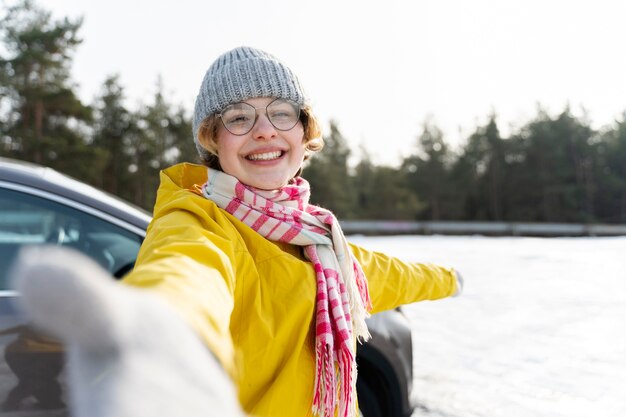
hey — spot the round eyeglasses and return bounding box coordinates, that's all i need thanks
[217,98,301,136]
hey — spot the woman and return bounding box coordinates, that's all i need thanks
[13,46,462,417]
[123,46,461,417]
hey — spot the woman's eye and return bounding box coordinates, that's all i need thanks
[270,111,290,119]
[269,108,296,120]
[225,113,251,125]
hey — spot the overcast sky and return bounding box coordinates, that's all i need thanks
[33,0,626,165]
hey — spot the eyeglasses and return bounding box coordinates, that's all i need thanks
[217,98,301,136]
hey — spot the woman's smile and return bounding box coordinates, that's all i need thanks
[245,150,285,162]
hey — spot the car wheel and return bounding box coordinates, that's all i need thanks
[357,377,384,417]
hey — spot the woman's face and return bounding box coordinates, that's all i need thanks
[215,97,306,190]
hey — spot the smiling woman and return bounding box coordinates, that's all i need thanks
[121,46,461,417]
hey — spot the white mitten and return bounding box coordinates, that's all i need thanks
[9,245,245,417]
[452,270,464,297]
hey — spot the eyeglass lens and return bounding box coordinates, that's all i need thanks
[220,99,300,135]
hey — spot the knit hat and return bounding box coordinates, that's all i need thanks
[192,46,308,159]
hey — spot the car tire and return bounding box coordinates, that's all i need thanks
[357,377,384,417]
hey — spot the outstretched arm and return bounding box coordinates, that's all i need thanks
[350,243,462,313]
[10,245,246,417]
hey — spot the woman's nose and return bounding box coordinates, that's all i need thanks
[251,113,277,140]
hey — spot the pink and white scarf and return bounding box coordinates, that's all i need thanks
[201,168,371,417]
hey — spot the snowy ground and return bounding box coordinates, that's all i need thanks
[349,235,626,417]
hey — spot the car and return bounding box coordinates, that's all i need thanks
[0,157,415,417]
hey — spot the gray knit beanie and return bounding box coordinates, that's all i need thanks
[192,46,308,159]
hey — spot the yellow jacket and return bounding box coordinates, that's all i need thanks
[123,163,458,417]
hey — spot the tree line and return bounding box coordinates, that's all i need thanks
[307,114,626,224]
[2,0,625,223]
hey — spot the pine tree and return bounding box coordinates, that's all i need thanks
[458,115,507,221]
[514,108,595,222]
[92,74,135,197]
[302,121,355,217]
[0,0,102,182]
[126,77,194,209]
[401,121,453,220]
[593,114,626,222]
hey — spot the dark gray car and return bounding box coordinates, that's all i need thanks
[0,157,415,417]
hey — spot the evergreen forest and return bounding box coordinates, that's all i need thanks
[2,0,626,224]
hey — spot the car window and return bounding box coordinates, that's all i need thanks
[0,187,143,290]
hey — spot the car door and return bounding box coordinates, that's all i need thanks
[0,183,143,415]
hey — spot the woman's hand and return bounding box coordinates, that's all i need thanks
[453,270,464,297]
[10,245,246,417]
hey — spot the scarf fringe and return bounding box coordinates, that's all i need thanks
[312,344,335,417]
[338,345,355,417]
[312,343,356,417]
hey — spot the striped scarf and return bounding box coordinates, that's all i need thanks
[201,168,371,417]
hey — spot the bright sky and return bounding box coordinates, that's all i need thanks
[33,0,626,166]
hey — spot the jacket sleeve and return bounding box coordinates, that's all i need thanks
[122,203,239,379]
[349,243,459,314]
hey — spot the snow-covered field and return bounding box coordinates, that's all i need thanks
[349,235,626,417]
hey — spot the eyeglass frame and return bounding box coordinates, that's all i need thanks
[216,98,302,136]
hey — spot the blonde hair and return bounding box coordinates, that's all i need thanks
[197,105,324,170]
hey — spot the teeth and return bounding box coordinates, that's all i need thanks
[247,151,282,161]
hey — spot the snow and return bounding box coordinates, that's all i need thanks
[349,235,626,417]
